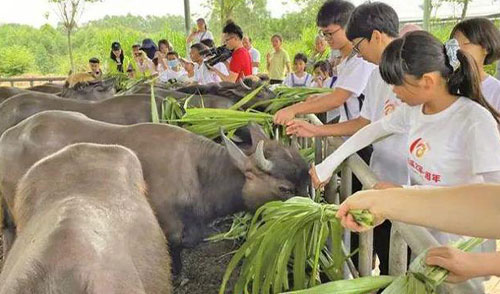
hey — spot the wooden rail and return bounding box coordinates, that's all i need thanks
[0,77,66,88]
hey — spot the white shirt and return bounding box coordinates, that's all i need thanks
[381,98,500,187]
[283,73,313,88]
[334,55,376,123]
[193,62,228,85]
[159,68,189,83]
[482,75,500,112]
[136,58,156,75]
[360,69,408,185]
[248,47,260,75]
[192,31,214,44]
[322,76,340,122]
[496,62,500,80]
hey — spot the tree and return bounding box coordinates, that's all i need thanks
[48,0,101,73]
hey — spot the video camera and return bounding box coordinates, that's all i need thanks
[199,45,233,67]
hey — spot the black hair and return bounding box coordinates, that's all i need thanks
[197,18,208,30]
[294,53,308,64]
[109,49,124,72]
[380,30,500,123]
[271,34,283,42]
[158,39,173,52]
[191,43,207,52]
[200,38,215,48]
[346,2,399,41]
[223,22,244,40]
[451,17,500,65]
[132,44,141,49]
[166,51,179,58]
[316,0,355,28]
[89,58,100,64]
[313,60,332,76]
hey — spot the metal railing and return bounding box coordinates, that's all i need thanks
[0,77,66,88]
[305,114,481,293]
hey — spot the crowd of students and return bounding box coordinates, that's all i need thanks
[83,0,500,288]
[274,0,500,291]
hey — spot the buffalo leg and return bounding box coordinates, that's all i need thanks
[1,199,15,262]
[170,244,183,276]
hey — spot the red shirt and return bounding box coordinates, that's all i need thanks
[229,47,252,82]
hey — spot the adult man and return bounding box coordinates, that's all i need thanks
[158,51,189,83]
[190,43,229,85]
[243,36,261,75]
[211,22,252,83]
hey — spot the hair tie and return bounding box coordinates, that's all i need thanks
[445,38,461,71]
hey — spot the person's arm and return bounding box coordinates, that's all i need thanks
[274,88,353,125]
[266,52,271,71]
[425,248,500,283]
[186,31,197,43]
[252,61,260,68]
[311,119,395,187]
[336,184,500,239]
[211,66,238,83]
[286,116,371,138]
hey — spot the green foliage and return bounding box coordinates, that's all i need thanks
[0,45,35,77]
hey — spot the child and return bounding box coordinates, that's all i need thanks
[310,60,333,88]
[88,57,102,79]
[274,0,375,127]
[283,53,313,88]
[158,51,189,83]
[451,18,500,111]
[266,34,291,84]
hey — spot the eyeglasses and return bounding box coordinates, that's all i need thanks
[352,38,366,55]
[318,27,342,40]
[134,53,142,57]
[224,35,236,43]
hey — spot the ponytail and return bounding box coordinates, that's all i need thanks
[448,48,500,123]
[380,30,500,123]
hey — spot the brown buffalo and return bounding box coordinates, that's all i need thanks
[0,111,309,273]
[0,143,171,293]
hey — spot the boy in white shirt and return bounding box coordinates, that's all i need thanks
[158,51,189,83]
[283,53,313,88]
[242,36,261,75]
[287,2,407,277]
[189,43,228,85]
[274,0,375,126]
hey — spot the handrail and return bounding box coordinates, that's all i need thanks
[0,77,66,88]
[305,114,481,293]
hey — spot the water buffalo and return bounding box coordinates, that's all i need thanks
[0,92,234,136]
[175,78,276,110]
[60,73,116,101]
[0,87,29,103]
[27,83,63,94]
[0,143,171,293]
[0,111,309,273]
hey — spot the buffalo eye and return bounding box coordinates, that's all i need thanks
[278,186,294,195]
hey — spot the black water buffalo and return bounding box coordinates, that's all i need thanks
[175,78,276,110]
[0,87,30,103]
[0,111,309,273]
[27,82,63,94]
[60,73,116,101]
[0,93,233,135]
[0,143,171,293]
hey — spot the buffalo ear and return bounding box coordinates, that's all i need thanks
[221,129,248,172]
[248,122,269,149]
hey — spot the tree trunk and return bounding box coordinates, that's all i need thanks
[461,0,469,20]
[66,30,75,74]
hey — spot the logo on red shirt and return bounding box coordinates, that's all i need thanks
[409,138,430,159]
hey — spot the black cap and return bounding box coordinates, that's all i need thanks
[111,42,121,51]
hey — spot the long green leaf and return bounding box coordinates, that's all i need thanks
[282,276,396,294]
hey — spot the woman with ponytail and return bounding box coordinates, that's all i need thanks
[310,31,500,260]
